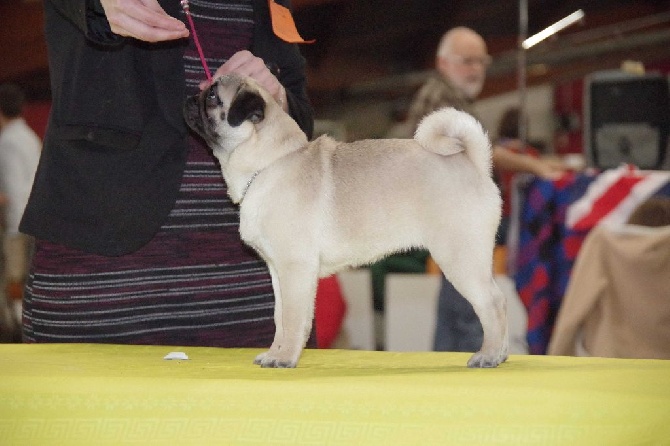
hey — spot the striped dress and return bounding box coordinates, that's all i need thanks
[23,0,297,347]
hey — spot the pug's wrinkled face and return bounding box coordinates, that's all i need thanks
[183,74,266,151]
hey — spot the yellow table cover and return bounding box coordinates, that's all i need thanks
[1,344,669,445]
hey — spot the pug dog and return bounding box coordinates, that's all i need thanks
[184,74,508,369]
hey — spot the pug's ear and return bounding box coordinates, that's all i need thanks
[228,90,265,127]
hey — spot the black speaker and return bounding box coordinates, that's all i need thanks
[584,72,670,170]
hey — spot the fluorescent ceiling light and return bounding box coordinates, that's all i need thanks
[522,9,585,49]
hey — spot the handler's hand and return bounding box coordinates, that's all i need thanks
[100,0,189,42]
[201,50,288,110]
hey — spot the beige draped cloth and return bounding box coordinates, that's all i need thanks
[548,223,670,359]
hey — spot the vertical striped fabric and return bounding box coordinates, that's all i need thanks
[23,1,296,348]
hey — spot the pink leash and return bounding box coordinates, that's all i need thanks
[180,0,212,81]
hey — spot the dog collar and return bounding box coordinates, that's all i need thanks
[240,170,260,203]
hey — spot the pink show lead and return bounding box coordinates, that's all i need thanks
[180,0,212,81]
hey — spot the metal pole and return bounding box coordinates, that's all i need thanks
[518,0,528,146]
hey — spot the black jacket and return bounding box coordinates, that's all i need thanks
[20,0,314,255]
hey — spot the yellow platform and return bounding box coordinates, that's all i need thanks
[1,344,668,445]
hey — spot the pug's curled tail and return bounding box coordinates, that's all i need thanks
[414,107,492,178]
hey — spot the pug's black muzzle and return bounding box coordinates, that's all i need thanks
[183,93,218,144]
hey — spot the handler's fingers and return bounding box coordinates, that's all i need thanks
[112,18,189,42]
[202,50,260,89]
[202,51,283,102]
[102,0,188,42]
[211,50,258,78]
[221,52,281,92]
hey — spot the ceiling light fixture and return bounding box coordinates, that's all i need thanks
[522,9,585,49]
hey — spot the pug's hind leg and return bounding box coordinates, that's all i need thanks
[463,277,508,368]
[431,247,508,368]
[255,261,317,368]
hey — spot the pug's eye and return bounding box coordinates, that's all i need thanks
[206,86,220,108]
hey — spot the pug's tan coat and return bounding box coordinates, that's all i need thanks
[184,74,508,368]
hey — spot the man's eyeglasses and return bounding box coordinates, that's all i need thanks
[448,54,492,68]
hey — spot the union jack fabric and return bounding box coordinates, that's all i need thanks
[514,165,670,354]
[567,164,670,231]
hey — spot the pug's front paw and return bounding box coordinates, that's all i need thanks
[253,350,297,368]
[466,350,508,368]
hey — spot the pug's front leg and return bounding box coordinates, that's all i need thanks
[254,264,285,366]
[254,262,317,368]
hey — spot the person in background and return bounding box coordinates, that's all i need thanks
[405,27,488,134]
[0,83,41,339]
[405,27,566,352]
[19,0,314,347]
